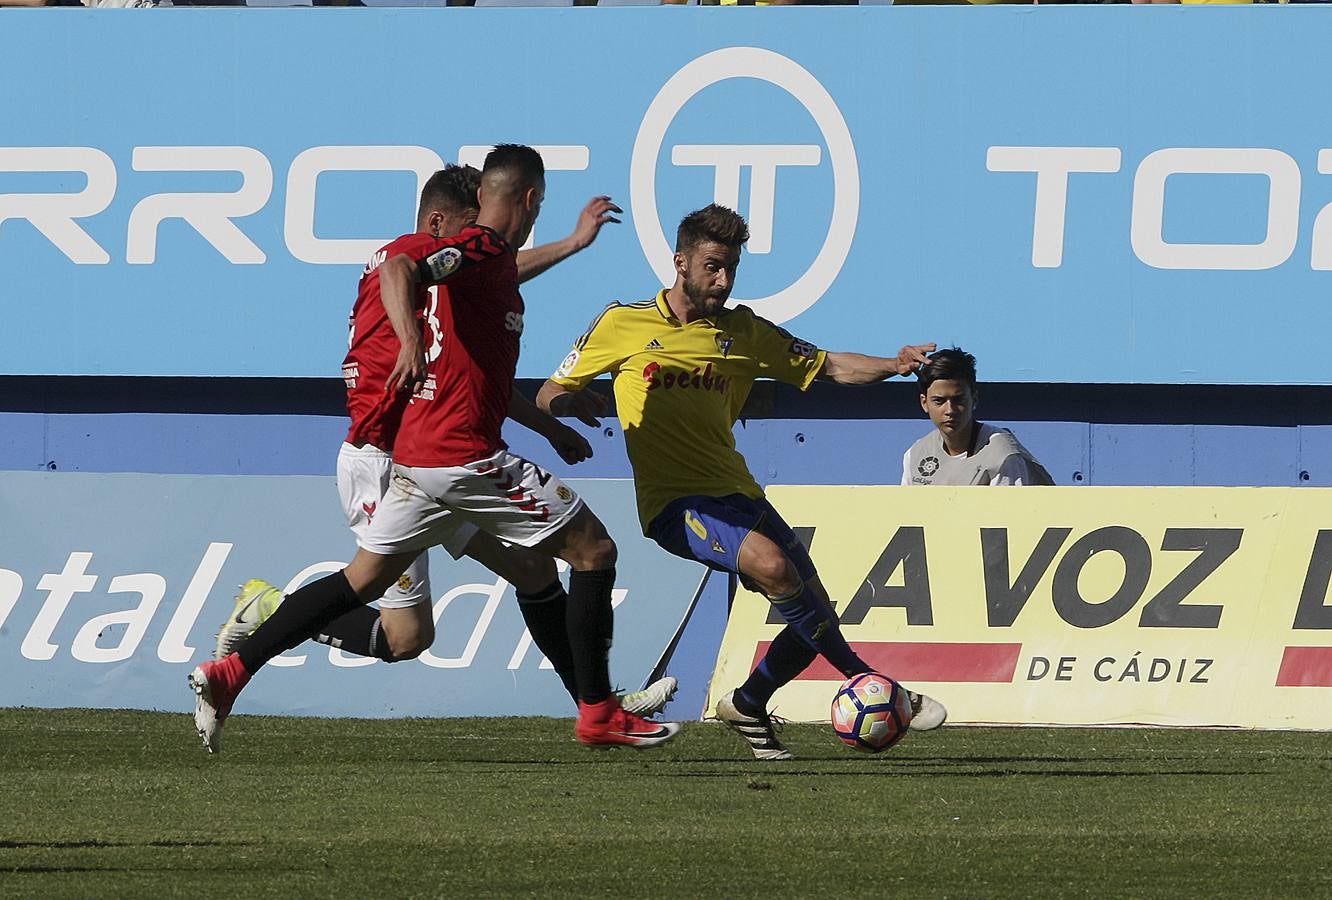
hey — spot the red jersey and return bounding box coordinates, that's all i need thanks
[341,232,447,451]
[393,224,522,468]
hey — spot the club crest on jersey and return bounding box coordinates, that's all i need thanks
[555,349,580,378]
[918,456,940,477]
[424,246,462,280]
[715,334,734,357]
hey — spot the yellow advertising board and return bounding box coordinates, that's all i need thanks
[708,487,1332,729]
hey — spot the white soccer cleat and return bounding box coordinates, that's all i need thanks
[908,691,947,731]
[188,654,249,754]
[188,663,226,754]
[215,579,283,660]
[715,690,794,761]
[620,676,679,718]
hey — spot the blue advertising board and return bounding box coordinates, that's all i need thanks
[2,8,1330,384]
[0,472,705,717]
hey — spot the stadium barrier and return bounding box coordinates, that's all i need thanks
[7,8,1332,724]
[709,486,1332,729]
[0,473,704,717]
[2,8,1331,386]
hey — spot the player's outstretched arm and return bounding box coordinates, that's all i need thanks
[515,196,622,284]
[508,387,593,465]
[818,343,937,385]
[380,253,427,394]
[537,379,609,429]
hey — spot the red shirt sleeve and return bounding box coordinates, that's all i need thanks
[413,226,511,285]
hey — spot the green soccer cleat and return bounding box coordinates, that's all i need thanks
[620,676,678,718]
[214,579,284,660]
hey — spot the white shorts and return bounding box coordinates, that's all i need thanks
[358,447,585,556]
[336,442,478,608]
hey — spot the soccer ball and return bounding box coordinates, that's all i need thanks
[830,672,913,753]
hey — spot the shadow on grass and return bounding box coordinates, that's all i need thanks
[657,761,1265,778]
[4,866,131,874]
[0,839,245,849]
[896,754,1264,765]
[438,755,1262,778]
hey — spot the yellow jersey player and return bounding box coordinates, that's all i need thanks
[538,203,947,760]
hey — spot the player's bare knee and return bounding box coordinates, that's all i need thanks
[579,535,617,571]
[506,551,560,594]
[381,608,434,660]
[387,638,428,661]
[550,507,618,571]
[750,555,801,599]
[555,531,617,572]
[385,627,431,660]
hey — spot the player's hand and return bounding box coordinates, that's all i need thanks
[571,196,622,251]
[554,389,609,428]
[893,343,936,376]
[546,422,594,466]
[387,342,427,394]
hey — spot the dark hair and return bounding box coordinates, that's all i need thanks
[675,204,749,255]
[482,143,545,184]
[917,347,977,394]
[417,164,481,221]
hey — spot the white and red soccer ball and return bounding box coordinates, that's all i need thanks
[830,672,913,752]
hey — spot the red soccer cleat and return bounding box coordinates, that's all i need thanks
[575,696,680,749]
[188,652,250,754]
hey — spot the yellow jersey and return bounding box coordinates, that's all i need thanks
[550,290,826,531]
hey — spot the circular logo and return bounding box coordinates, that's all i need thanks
[631,48,860,325]
[555,349,580,378]
[425,246,462,280]
[918,456,940,477]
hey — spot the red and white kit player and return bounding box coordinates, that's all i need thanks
[193,147,678,753]
[213,164,675,720]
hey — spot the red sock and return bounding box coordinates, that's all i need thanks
[220,652,252,691]
[577,696,618,722]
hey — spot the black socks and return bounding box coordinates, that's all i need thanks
[238,571,364,673]
[565,568,616,704]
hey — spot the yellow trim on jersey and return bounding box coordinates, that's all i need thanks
[550,289,827,530]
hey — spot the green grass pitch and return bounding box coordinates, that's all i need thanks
[2,708,1330,898]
